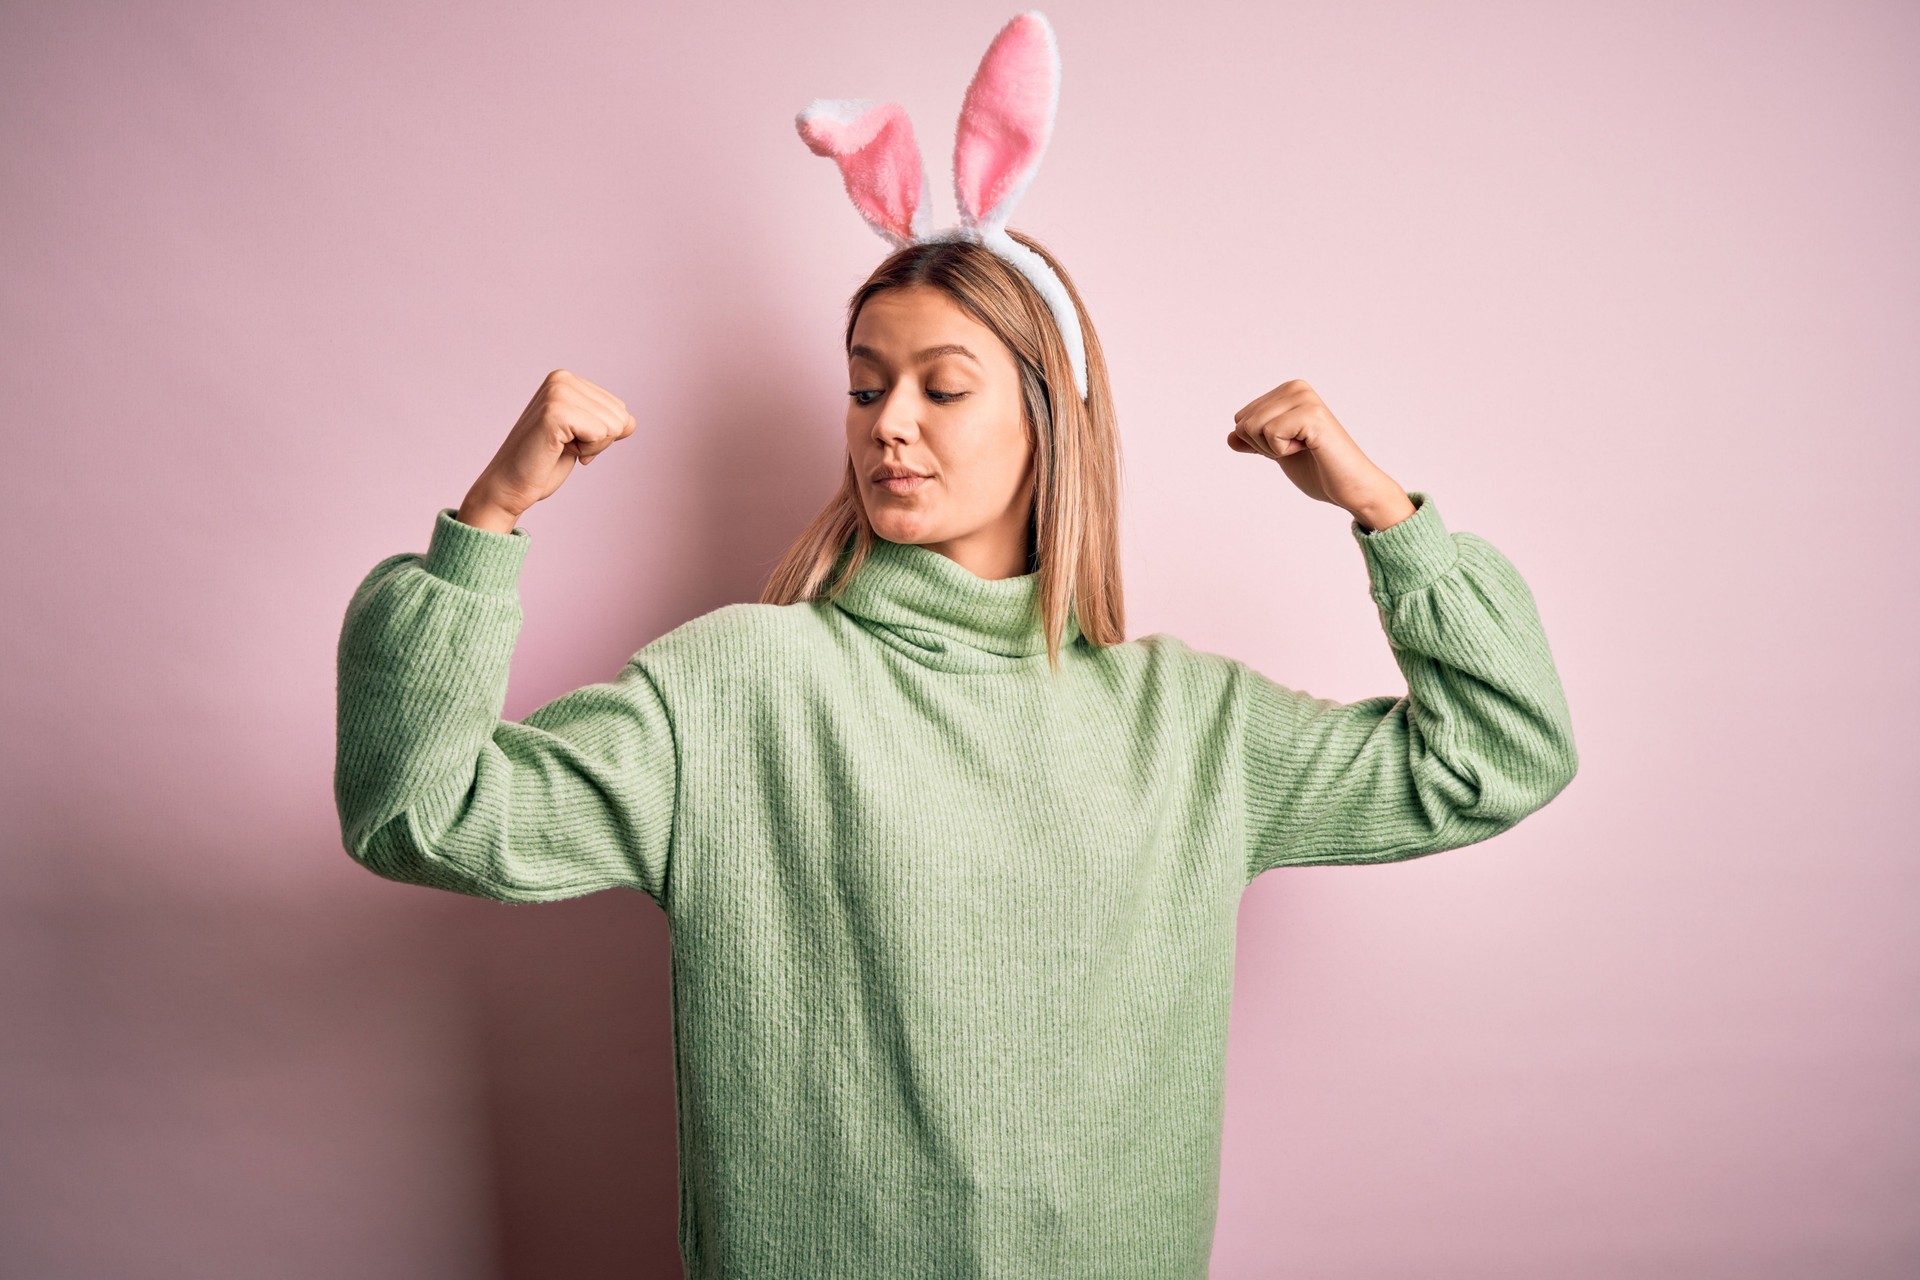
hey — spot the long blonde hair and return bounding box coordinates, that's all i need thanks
[758,228,1125,672]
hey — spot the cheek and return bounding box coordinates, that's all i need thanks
[942,413,1029,501]
[844,411,872,459]
[989,397,1033,479]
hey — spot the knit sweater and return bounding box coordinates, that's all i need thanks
[334,489,1577,1279]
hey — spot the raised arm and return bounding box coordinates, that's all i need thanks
[334,508,678,905]
[1239,491,1577,880]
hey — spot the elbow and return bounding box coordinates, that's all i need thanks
[1512,730,1580,814]
[341,802,525,903]
[1509,740,1579,822]
[1498,705,1581,814]
[335,755,470,893]
[1432,737,1578,829]
[1548,740,1579,797]
[342,808,452,892]
[343,810,414,881]
[1536,716,1580,800]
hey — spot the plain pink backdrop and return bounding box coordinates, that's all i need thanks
[4,0,1915,1275]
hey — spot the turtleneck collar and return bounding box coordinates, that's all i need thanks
[830,535,1081,662]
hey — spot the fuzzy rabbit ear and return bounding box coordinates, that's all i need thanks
[796,99,932,249]
[952,11,1061,237]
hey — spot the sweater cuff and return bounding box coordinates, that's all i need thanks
[424,507,530,597]
[1348,490,1457,603]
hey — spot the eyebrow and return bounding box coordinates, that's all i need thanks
[847,343,981,366]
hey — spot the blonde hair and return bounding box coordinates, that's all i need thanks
[757,228,1125,672]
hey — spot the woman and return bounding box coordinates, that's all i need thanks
[334,230,1578,1277]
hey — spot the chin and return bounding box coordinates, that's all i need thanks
[867,506,936,545]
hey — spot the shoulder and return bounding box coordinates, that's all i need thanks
[623,598,832,686]
[1083,630,1249,703]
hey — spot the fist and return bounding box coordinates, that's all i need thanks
[466,369,637,519]
[1226,378,1396,512]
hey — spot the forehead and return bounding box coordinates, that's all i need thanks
[851,286,985,346]
[848,286,1007,369]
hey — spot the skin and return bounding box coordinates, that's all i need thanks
[454,297,1415,547]
[845,285,1037,580]
[457,369,637,534]
[1227,382,1417,533]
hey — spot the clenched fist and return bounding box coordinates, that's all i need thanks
[1227,378,1415,531]
[456,370,638,533]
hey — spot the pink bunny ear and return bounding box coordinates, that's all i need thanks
[952,11,1061,235]
[796,99,931,249]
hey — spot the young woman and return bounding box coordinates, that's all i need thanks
[334,230,1578,1278]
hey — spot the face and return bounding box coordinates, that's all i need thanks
[845,284,1035,579]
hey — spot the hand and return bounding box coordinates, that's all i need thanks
[1226,378,1413,528]
[460,370,638,527]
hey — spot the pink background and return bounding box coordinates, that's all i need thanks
[4,0,1915,1275]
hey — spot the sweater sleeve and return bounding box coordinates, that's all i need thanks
[333,508,678,906]
[1240,491,1577,881]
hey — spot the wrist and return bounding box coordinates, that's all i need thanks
[456,493,521,535]
[1350,487,1416,533]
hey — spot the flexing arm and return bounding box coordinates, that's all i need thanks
[333,370,675,904]
[1240,492,1578,879]
[334,509,678,905]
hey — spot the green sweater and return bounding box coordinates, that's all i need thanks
[334,490,1577,1278]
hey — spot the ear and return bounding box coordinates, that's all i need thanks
[952,11,1061,236]
[796,98,931,248]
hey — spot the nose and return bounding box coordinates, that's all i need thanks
[871,388,920,445]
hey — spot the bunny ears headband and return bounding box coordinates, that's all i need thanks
[795,10,1089,401]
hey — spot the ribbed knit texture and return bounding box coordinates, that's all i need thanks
[333,490,1577,1279]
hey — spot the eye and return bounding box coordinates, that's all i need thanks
[846,388,969,406]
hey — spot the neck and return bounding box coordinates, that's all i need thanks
[905,514,1035,581]
[830,532,1077,663]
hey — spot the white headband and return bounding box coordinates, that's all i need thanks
[795,11,1090,402]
